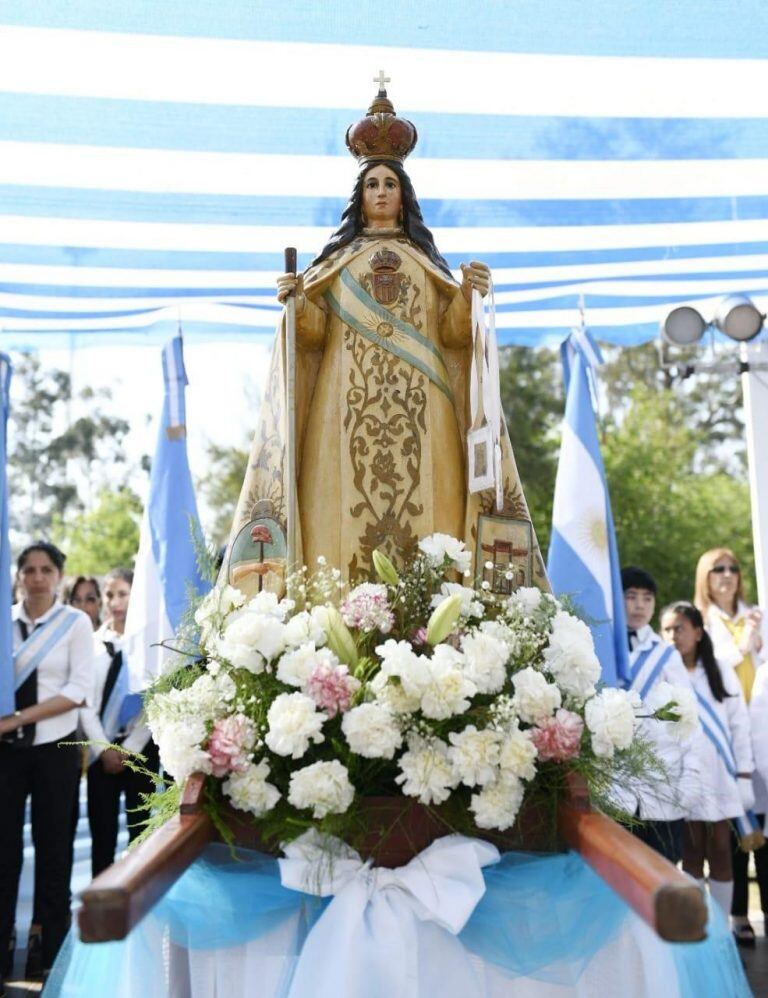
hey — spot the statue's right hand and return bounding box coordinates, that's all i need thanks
[276,272,305,307]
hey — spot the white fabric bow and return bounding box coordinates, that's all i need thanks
[279,830,500,998]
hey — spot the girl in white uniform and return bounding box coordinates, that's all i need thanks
[661,601,754,916]
[695,547,767,944]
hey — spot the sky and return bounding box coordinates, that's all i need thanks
[24,337,271,537]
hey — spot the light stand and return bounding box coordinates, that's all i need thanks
[659,297,768,605]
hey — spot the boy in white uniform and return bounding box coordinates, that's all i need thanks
[620,567,700,862]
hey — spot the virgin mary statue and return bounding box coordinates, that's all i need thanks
[226,83,547,594]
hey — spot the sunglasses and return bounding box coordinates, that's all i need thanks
[710,565,739,575]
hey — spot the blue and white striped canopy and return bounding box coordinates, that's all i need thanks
[1,1,768,349]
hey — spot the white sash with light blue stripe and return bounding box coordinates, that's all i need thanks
[14,606,78,690]
[625,641,675,700]
[695,690,759,837]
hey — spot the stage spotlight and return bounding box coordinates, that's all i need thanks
[660,305,707,346]
[714,295,765,343]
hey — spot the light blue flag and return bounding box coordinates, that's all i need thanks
[123,334,210,687]
[547,328,630,687]
[0,354,12,714]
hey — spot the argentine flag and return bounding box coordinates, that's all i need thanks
[0,354,13,714]
[124,335,210,689]
[547,328,629,686]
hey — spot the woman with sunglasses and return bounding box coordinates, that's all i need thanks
[695,547,767,946]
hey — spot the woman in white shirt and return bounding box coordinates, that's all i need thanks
[661,601,754,918]
[80,568,159,877]
[0,542,93,986]
[695,547,767,945]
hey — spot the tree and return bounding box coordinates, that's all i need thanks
[51,488,142,576]
[600,342,745,474]
[196,439,251,545]
[8,355,131,538]
[602,386,754,612]
[498,346,563,554]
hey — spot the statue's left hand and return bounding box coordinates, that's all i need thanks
[460,261,491,302]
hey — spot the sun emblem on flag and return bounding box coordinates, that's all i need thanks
[579,512,608,554]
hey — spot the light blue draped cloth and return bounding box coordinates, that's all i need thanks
[44,844,750,997]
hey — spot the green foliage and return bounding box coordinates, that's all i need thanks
[498,346,563,553]
[8,354,132,538]
[196,438,250,545]
[50,487,142,576]
[601,341,746,473]
[602,386,754,613]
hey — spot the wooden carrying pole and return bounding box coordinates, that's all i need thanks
[284,246,297,573]
[78,774,707,944]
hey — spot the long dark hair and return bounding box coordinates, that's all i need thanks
[662,600,730,702]
[311,160,454,279]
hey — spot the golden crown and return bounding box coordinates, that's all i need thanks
[345,72,418,164]
[369,249,402,272]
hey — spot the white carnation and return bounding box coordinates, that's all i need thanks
[194,584,246,643]
[542,611,601,702]
[584,688,640,758]
[370,672,422,715]
[342,703,402,759]
[376,639,431,698]
[418,533,472,574]
[431,583,484,621]
[265,692,326,758]
[245,591,292,621]
[217,610,286,673]
[223,760,281,817]
[288,760,355,818]
[479,619,519,657]
[448,725,501,787]
[461,631,509,694]
[277,643,339,688]
[420,646,476,720]
[154,717,211,783]
[645,681,699,742]
[284,609,327,649]
[395,736,458,805]
[511,667,561,724]
[506,587,543,614]
[498,720,538,781]
[470,774,525,831]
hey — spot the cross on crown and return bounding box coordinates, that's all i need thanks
[373,70,391,93]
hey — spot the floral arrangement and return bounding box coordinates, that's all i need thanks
[145,534,697,845]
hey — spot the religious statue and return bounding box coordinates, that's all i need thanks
[227,77,548,593]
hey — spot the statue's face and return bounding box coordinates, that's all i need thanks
[361,164,402,228]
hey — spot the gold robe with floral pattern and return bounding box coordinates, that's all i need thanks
[227,231,548,595]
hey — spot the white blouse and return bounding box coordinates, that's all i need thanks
[12,600,93,746]
[79,625,150,756]
[686,657,753,822]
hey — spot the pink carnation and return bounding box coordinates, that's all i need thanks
[530,709,584,762]
[207,714,256,777]
[341,583,395,633]
[306,661,361,718]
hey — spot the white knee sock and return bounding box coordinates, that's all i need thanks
[709,878,734,916]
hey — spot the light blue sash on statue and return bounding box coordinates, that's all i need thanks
[624,641,675,700]
[695,690,760,839]
[14,606,78,689]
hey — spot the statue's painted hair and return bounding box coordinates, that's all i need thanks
[311,160,454,279]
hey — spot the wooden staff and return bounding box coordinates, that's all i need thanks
[284,246,298,574]
[78,773,707,944]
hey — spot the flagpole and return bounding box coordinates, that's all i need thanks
[284,247,297,577]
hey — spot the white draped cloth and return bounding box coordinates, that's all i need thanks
[166,833,680,998]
